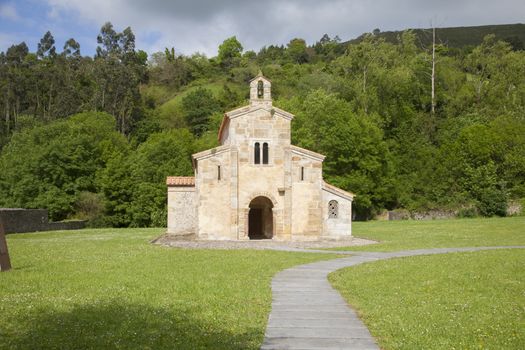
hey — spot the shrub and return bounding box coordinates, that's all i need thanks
[477,187,507,217]
[457,207,478,218]
[74,191,105,227]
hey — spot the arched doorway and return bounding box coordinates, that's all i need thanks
[248,196,274,239]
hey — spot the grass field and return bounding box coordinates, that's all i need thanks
[0,229,336,350]
[2,218,524,349]
[329,217,525,349]
[335,216,525,251]
[330,249,525,349]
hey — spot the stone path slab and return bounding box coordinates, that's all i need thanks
[262,246,525,350]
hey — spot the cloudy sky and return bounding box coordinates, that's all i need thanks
[0,0,523,57]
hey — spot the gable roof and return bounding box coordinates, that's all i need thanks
[217,105,294,142]
[249,70,272,83]
[290,145,326,161]
[192,144,231,161]
[322,181,355,201]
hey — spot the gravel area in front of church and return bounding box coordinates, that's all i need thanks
[153,235,376,250]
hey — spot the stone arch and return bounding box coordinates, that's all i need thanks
[243,192,279,209]
[243,192,278,240]
[248,196,274,239]
[257,80,264,98]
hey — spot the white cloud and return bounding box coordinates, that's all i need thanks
[0,2,20,21]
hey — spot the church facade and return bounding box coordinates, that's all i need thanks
[166,74,354,241]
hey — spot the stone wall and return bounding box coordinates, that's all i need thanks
[0,208,85,234]
[321,190,352,239]
[232,107,292,240]
[290,150,323,240]
[167,186,196,236]
[507,200,523,216]
[196,148,233,239]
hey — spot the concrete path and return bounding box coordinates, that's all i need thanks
[261,246,525,350]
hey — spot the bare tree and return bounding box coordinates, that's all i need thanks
[417,19,442,116]
[431,25,436,115]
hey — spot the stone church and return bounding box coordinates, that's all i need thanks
[166,73,354,241]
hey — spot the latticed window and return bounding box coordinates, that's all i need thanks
[328,200,338,218]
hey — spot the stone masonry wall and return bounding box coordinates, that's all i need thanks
[232,107,292,240]
[322,190,352,239]
[291,153,323,240]
[167,187,196,235]
[197,149,233,239]
[0,208,85,234]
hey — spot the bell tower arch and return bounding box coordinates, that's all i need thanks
[249,71,272,107]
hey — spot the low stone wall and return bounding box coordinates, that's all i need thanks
[0,208,85,234]
[47,221,86,231]
[379,209,456,221]
[507,200,523,216]
[411,210,456,220]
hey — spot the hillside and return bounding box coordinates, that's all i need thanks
[1,22,524,225]
[348,23,525,49]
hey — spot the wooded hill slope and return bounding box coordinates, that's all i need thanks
[0,23,524,226]
[349,23,525,50]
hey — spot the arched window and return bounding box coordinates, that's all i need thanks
[263,143,269,164]
[328,200,338,218]
[254,142,260,164]
[257,80,264,98]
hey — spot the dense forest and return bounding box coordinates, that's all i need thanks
[349,23,525,50]
[0,22,524,226]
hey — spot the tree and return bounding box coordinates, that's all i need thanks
[217,36,243,68]
[181,87,220,136]
[92,22,143,135]
[282,89,395,218]
[63,38,81,58]
[37,31,56,59]
[314,34,342,61]
[149,49,191,88]
[0,112,128,221]
[96,22,121,59]
[334,34,395,115]
[287,38,309,63]
[2,42,30,136]
[127,129,195,227]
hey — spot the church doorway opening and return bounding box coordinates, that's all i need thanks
[248,196,274,239]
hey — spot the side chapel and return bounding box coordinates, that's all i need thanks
[166,73,354,241]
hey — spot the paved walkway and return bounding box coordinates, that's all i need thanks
[261,246,525,350]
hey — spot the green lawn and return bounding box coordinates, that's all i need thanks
[329,249,525,349]
[2,219,524,349]
[0,229,336,350]
[336,216,525,251]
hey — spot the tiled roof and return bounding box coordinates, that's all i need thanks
[166,176,195,186]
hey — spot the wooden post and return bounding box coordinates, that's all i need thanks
[0,217,12,272]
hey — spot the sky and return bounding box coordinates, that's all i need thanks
[0,0,524,58]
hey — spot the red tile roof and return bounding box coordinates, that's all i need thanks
[166,176,195,186]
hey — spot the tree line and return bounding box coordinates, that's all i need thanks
[0,23,524,225]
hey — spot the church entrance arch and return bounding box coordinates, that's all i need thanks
[248,196,274,239]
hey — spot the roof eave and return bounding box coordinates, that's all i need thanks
[290,145,326,161]
[322,181,355,200]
